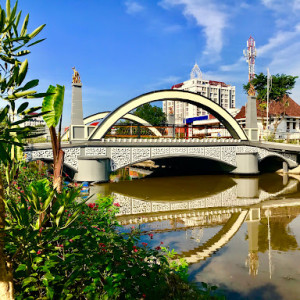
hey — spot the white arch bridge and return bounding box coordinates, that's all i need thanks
[24,140,298,182]
[24,90,299,181]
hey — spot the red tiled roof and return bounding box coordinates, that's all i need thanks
[209,80,228,87]
[235,96,300,119]
[171,83,184,89]
[235,106,246,119]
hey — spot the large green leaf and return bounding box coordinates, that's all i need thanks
[42,84,65,128]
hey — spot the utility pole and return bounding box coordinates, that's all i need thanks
[266,68,272,131]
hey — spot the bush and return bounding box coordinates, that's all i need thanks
[3,162,223,299]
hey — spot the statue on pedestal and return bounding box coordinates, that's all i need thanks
[72,67,81,84]
[248,83,256,96]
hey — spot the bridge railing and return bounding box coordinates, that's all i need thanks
[105,125,232,139]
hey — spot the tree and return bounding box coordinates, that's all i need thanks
[133,103,166,126]
[42,84,65,193]
[243,73,298,133]
[0,1,46,298]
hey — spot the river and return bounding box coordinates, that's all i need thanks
[89,171,300,300]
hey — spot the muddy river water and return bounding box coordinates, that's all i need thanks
[90,173,300,300]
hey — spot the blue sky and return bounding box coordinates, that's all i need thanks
[13,0,300,127]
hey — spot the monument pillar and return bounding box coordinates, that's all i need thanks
[245,84,259,141]
[70,68,85,142]
[167,105,175,138]
[71,82,83,126]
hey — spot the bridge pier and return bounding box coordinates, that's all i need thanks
[231,152,259,175]
[282,161,289,173]
[74,157,110,183]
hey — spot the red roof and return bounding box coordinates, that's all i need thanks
[90,122,100,126]
[235,96,300,119]
[28,112,38,115]
[209,80,228,87]
[171,83,184,89]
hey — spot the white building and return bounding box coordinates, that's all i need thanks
[236,96,300,140]
[163,63,236,125]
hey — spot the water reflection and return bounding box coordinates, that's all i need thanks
[91,173,300,299]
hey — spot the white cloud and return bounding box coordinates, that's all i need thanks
[262,0,300,13]
[257,24,300,56]
[220,57,245,72]
[125,1,144,15]
[147,75,182,89]
[160,0,229,61]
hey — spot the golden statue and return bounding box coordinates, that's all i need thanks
[169,106,174,115]
[248,83,256,96]
[72,67,81,84]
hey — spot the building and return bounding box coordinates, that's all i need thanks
[23,112,46,127]
[235,95,300,139]
[7,110,48,138]
[163,63,236,125]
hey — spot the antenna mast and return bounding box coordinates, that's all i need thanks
[243,36,257,82]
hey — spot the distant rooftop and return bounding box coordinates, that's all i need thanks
[235,95,300,119]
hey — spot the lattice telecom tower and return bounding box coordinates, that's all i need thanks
[243,36,257,82]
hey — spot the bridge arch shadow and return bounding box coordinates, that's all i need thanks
[115,156,236,177]
[259,155,288,173]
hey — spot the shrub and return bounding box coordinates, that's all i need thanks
[3,163,223,299]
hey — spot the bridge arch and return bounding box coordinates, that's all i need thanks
[62,111,162,140]
[89,90,248,141]
[259,154,294,172]
[180,210,248,263]
[85,112,162,136]
[112,154,236,173]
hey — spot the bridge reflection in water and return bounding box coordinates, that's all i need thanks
[93,175,297,250]
[87,172,300,299]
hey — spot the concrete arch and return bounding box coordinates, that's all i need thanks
[181,210,248,263]
[259,154,296,169]
[89,90,248,141]
[62,112,162,140]
[85,112,162,137]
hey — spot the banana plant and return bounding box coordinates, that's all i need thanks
[41,84,65,193]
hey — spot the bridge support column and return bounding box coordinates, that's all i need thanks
[282,161,288,173]
[74,157,110,183]
[231,152,259,175]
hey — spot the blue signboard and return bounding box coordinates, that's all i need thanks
[185,115,209,124]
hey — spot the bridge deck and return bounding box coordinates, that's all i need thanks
[25,140,300,155]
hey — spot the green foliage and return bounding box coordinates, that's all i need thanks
[243,73,298,102]
[3,163,222,299]
[0,0,47,162]
[41,84,65,128]
[133,103,167,126]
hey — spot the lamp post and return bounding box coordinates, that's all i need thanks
[266,68,272,134]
